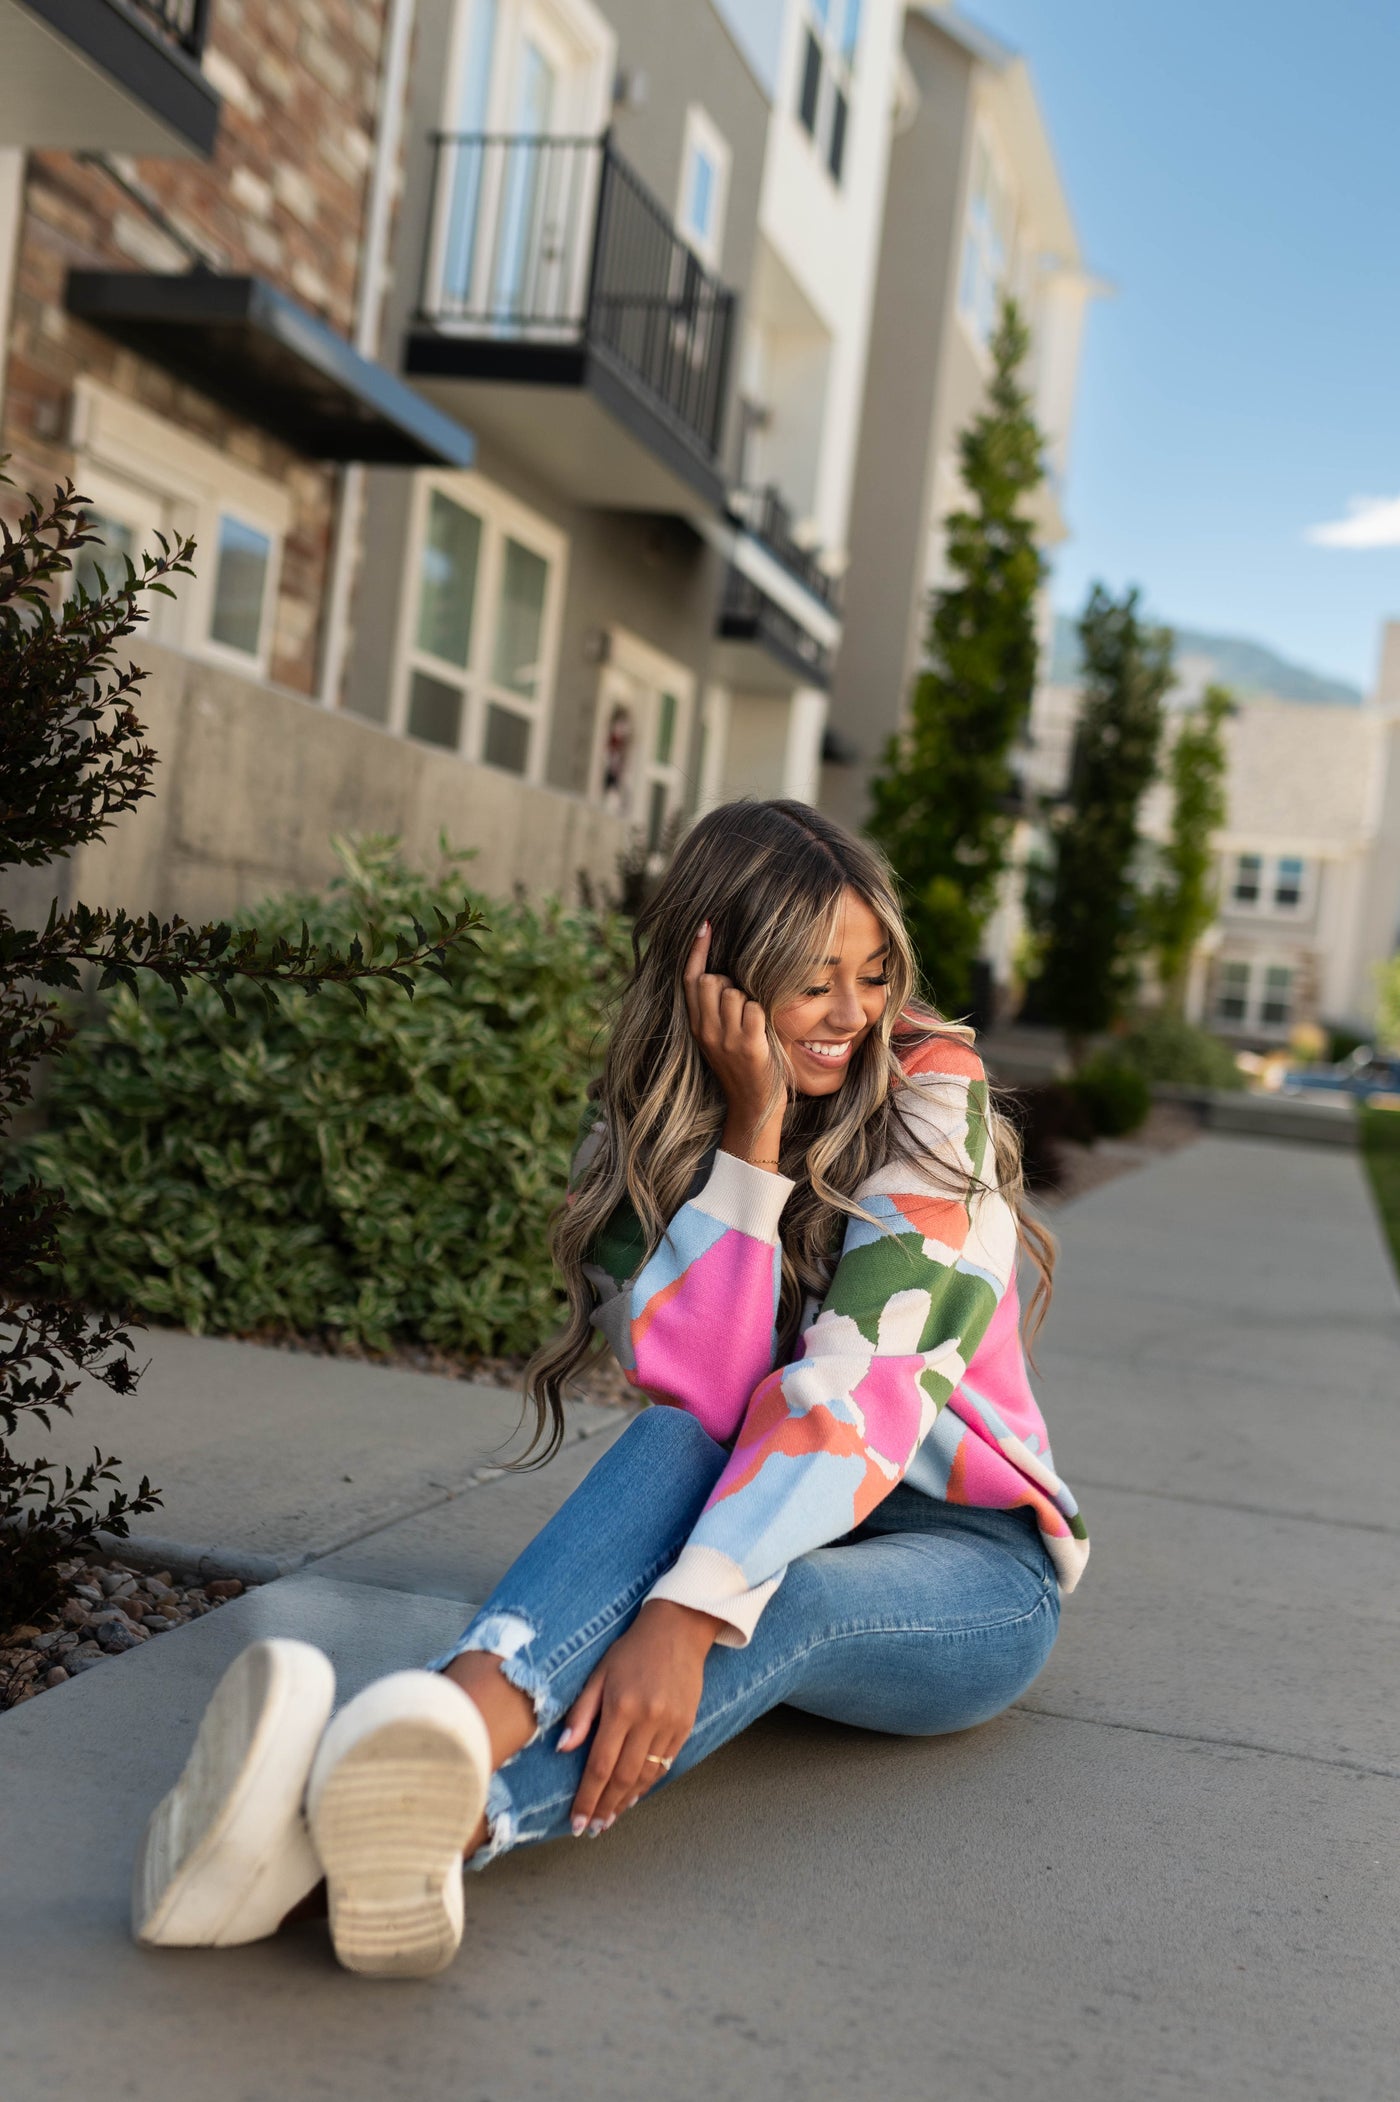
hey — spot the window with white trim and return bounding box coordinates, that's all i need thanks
[1231,852,1262,907]
[398,472,565,780]
[1228,850,1310,917]
[677,104,731,270]
[1214,956,1297,1031]
[794,0,861,184]
[1214,959,1250,1026]
[958,130,1016,350]
[68,384,289,678]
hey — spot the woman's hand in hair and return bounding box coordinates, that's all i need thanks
[558,1599,724,1833]
[683,921,786,1167]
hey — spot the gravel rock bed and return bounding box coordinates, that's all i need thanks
[0,1557,255,1713]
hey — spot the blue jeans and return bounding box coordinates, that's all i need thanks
[427,1407,1060,1867]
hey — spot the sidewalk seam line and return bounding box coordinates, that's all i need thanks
[1015,1702,1400,1780]
[1067,1477,1400,1537]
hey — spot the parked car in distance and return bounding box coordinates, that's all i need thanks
[1280,1046,1400,1107]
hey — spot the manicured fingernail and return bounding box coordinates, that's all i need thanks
[602,1814,617,1831]
[557,1728,575,1749]
[571,1815,587,1837]
[587,1819,605,1837]
[627,1796,640,1810]
[699,919,710,936]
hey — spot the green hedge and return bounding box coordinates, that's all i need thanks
[1117,1012,1244,1091]
[24,840,632,1358]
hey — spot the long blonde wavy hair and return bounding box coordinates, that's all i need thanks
[523,799,1053,1460]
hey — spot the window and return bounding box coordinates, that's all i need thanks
[73,510,136,601]
[209,515,273,660]
[677,106,731,270]
[1229,850,1308,916]
[1273,856,1304,910]
[1231,853,1262,907]
[399,472,565,779]
[1214,957,1298,1031]
[1260,965,1293,1027]
[794,0,861,185]
[958,131,1015,349]
[69,381,289,678]
[1215,960,1250,1025]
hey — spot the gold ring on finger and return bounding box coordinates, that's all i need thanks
[644,1753,673,1770]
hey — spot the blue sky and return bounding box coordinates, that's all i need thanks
[954,0,1400,691]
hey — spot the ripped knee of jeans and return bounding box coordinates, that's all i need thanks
[450,1608,562,1735]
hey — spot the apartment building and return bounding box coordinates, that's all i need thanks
[1,0,918,923]
[343,0,903,851]
[1015,623,1400,1042]
[1175,674,1400,1043]
[823,1,1095,835]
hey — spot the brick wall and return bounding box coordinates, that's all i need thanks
[1,0,399,695]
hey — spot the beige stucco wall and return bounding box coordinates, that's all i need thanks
[5,642,630,932]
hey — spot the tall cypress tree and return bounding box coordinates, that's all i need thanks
[1038,584,1174,1049]
[1147,682,1233,1011]
[867,297,1046,1013]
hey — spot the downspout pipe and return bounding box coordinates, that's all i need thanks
[316,0,418,708]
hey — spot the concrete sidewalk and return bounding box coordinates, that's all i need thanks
[2,1135,1398,2101]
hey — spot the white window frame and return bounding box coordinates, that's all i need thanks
[958,124,1018,355]
[69,379,289,680]
[1226,849,1313,919]
[676,104,731,271]
[1213,953,1300,1033]
[394,468,567,784]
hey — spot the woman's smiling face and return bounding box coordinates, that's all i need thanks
[771,888,891,1097]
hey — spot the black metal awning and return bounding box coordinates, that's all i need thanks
[65,271,477,467]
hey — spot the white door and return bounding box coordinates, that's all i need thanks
[492,24,564,319]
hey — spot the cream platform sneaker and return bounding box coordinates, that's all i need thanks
[132,1637,335,1947]
[306,1670,492,1979]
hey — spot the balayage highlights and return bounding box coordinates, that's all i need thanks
[523,799,1053,1461]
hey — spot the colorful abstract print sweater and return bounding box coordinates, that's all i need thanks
[584,1032,1089,1645]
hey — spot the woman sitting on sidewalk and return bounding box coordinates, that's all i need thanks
[131,799,1089,1976]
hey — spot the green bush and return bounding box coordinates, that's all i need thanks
[1071,1054,1152,1138]
[22,839,632,1359]
[1117,1011,1244,1091]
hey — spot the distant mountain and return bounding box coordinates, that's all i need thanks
[1050,614,1363,707]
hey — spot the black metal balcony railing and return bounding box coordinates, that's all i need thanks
[721,568,833,686]
[419,132,735,462]
[128,0,212,61]
[730,484,841,614]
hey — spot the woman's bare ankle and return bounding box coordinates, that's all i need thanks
[441,1652,536,1772]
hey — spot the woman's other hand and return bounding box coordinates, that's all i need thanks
[682,921,786,1166]
[558,1599,723,1833]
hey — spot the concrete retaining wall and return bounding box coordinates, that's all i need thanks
[5,641,631,927]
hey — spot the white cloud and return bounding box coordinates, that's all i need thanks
[1306,495,1400,548]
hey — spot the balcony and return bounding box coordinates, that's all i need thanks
[406,132,737,515]
[717,568,835,692]
[728,484,841,616]
[711,485,842,693]
[0,0,220,157]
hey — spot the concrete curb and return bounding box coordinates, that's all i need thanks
[1152,1083,1358,1147]
[88,1401,632,1589]
[89,1530,307,1586]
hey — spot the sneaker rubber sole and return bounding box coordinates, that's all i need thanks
[307,1671,491,1979]
[132,1637,335,1947]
